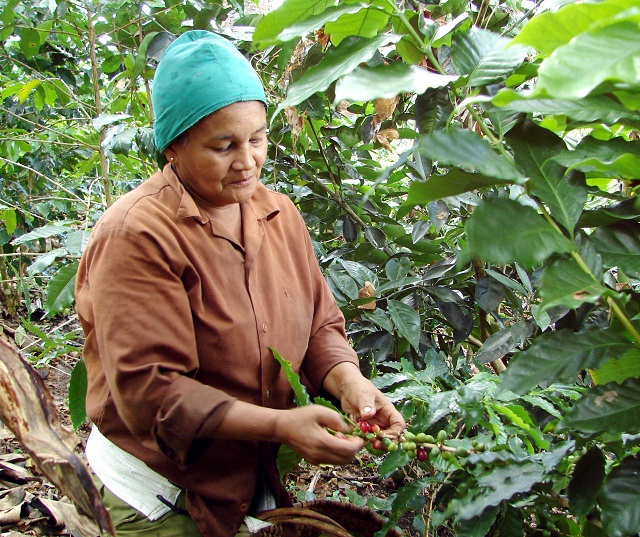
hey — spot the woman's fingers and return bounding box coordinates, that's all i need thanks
[276,405,363,465]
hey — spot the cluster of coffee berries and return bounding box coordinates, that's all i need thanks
[349,420,486,462]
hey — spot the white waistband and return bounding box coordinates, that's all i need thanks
[85,425,180,521]
[86,424,276,532]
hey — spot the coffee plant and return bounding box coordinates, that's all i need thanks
[1,0,639,535]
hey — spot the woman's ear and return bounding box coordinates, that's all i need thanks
[164,146,176,164]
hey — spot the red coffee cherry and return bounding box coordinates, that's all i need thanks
[416,447,428,462]
[358,420,372,433]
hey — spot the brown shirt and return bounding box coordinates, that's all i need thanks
[75,164,358,536]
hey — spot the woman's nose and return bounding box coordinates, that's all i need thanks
[231,145,254,170]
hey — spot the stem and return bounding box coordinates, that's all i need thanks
[608,297,640,344]
[0,157,85,204]
[0,107,96,148]
[305,118,394,257]
[537,202,640,345]
[388,2,514,160]
[476,0,490,27]
[307,118,342,194]
[86,6,113,207]
[138,8,158,173]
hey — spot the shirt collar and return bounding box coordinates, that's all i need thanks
[161,163,280,223]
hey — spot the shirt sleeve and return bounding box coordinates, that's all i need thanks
[77,225,236,465]
[296,213,359,395]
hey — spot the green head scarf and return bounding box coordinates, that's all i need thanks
[152,30,267,152]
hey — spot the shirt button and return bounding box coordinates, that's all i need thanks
[240,503,249,512]
[266,389,271,400]
[262,322,268,332]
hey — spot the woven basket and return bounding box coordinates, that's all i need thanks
[254,499,403,537]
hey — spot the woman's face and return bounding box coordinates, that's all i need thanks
[165,101,268,209]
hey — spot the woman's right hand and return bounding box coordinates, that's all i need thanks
[274,405,364,465]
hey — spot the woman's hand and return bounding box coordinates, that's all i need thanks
[323,362,406,436]
[274,405,364,465]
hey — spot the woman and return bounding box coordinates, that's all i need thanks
[75,30,405,537]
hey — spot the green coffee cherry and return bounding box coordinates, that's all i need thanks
[430,446,440,459]
[402,441,417,452]
[404,431,416,442]
[437,430,447,443]
[415,433,434,444]
[387,441,399,452]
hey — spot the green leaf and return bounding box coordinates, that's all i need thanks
[19,27,42,59]
[590,348,640,385]
[560,377,640,434]
[494,93,638,125]
[385,257,410,281]
[500,328,633,394]
[432,13,471,47]
[599,455,640,537]
[484,268,529,296]
[276,444,302,482]
[312,396,340,413]
[538,256,607,313]
[452,461,546,521]
[457,506,500,537]
[270,347,311,407]
[510,0,635,56]
[475,322,531,364]
[463,197,575,270]
[27,248,67,277]
[362,308,393,333]
[132,31,158,79]
[45,262,79,317]
[271,3,364,45]
[11,224,71,246]
[274,33,401,115]
[426,390,460,425]
[416,129,526,182]
[69,359,87,431]
[387,299,420,351]
[450,26,527,87]
[0,209,16,235]
[92,114,131,131]
[253,0,335,47]
[554,137,640,180]
[491,403,549,449]
[334,63,458,103]
[390,476,429,513]
[342,261,378,288]
[325,1,390,47]
[475,275,507,313]
[590,221,640,278]
[327,268,359,300]
[17,79,41,104]
[506,121,587,235]
[569,446,606,517]
[379,446,410,478]
[398,169,503,217]
[65,230,92,255]
[534,21,640,99]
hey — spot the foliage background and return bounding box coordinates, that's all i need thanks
[1,0,639,535]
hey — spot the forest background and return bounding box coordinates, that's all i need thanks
[1,0,639,535]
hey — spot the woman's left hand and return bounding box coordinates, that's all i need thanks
[323,363,406,435]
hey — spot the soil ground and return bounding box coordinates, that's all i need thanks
[0,317,419,537]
